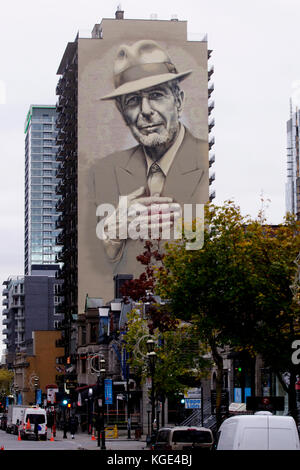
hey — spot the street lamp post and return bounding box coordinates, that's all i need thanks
[33,376,39,405]
[126,365,131,440]
[146,402,152,438]
[14,384,19,405]
[97,359,106,450]
[146,339,157,437]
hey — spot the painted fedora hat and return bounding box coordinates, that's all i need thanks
[101,39,192,100]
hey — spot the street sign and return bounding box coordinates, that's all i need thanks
[184,388,202,399]
[47,387,58,404]
[211,389,229,414]
[65,381,77,390]
[104,379,113,405]
[36,389,42,405]
[185,399,202,409]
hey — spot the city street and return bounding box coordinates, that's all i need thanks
[0,429,147,451]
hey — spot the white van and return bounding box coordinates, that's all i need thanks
[21,407,47,440]
[216,413,300,450]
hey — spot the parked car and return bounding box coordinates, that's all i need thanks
[216,412,300,450]
[152,426,214,451]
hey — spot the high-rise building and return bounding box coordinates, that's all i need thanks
[24,105,61,275]
[55,11,215,372]
[286,106,300,219]
[1,275,64,368]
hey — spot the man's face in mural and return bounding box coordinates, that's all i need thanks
[119,81,184,153]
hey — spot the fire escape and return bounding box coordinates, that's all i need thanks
[55,41,78,385]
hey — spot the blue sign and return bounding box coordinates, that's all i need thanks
[17,393,22,405]
[104,379,113,405]
[244,387,251,400]
[185,399,201,409]
[234,388,242,403]
[36,389,42,405]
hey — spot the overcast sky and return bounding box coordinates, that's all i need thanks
[1,0,300,355]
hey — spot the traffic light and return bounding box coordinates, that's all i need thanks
[55,392,70,407]
[61,395,70,407]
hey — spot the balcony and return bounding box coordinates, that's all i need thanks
[2,308,9,315]
[55,215,64,230]
[12,291,24,297]
[56,232,64,245]
[56,181,65,195]
[208,118,215,132]
[2,328,11,335]
[15,326,25,333]
[2,288,9,296]
[2,299,8,306]
[209,154,215,168]
[2,318,11,326]
[208,100,214,116]
[209,190,216,201]
[56,199,65,212]
[209,172,216,185]
[208,83,214,99]
[15,313,25,320]
[208,65,214,81]
[11,302,24,309]
[209,136,215,150]
[55,252,64,263]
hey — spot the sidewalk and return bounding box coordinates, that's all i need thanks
[53,429,148,450]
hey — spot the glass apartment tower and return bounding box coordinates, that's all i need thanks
[24,105,61,274]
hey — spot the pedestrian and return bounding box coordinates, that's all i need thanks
[69,414,77,439]
[34,420,39,441]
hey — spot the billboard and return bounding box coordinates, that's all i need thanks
[78,19,209,308]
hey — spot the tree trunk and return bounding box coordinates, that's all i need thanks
[276,370,298,426]
[211,342,224,430]
[288,370,298,425]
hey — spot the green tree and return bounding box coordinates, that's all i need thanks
[155,202,300,426]
[121,242,211,423]
[124,309,211,419]
[0,369,13,395]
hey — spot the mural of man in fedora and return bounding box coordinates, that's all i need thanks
[93,39,209,263]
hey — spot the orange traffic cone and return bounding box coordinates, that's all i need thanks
[26,419,31,430]
[18,430,22,441]
[50,431,54,442]
[91,428,96,441]
[0,446,4,450]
